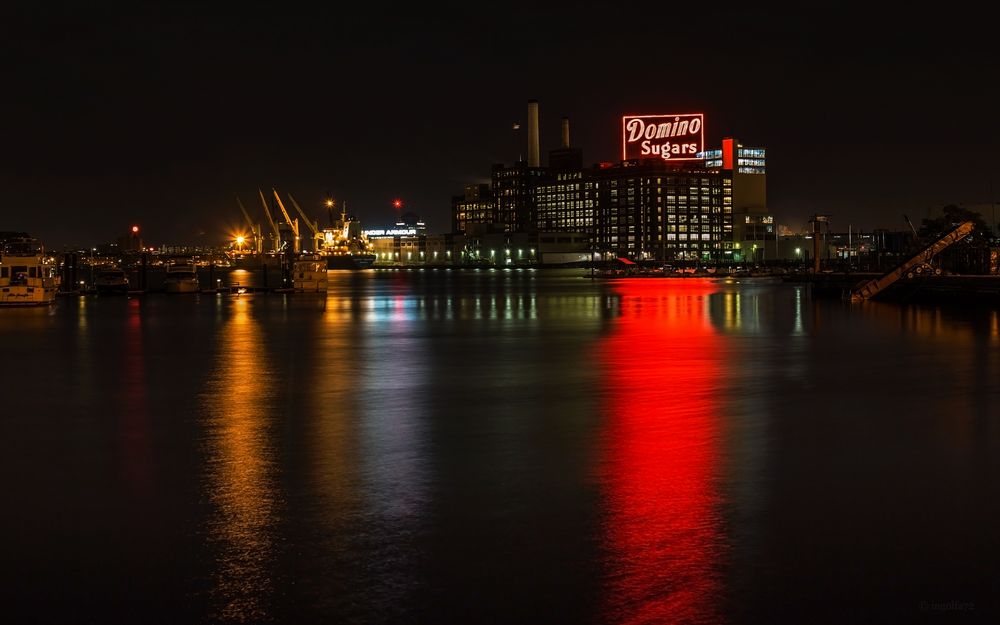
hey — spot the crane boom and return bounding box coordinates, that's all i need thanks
[236,196,255,230]
[259,188,280,251]
[272,188,300,253]
[288,193,324,252]
[236,196,263,253]
[287,193,318,236]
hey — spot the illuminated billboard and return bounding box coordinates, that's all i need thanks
[622,113,704,162]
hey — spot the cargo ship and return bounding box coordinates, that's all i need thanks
[318,206,376,269]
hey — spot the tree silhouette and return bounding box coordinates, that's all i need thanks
[918,205,992,244]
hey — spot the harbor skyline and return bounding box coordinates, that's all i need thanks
[5,6,1000,623]
[3,5,998,246]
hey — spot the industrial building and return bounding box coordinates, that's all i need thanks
[450,100,772,264]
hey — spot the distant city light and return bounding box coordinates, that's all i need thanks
[131,226,139,234]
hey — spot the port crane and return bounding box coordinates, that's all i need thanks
[258,188,282,252]
[271,189,300,253]
[287,193,324,252]
[850,220,975,301]
[235,196,263,253]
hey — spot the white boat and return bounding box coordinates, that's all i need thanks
[0,236,59,306]
[163,262,200,293]
[94,269,129,295]
[292,256,328,292]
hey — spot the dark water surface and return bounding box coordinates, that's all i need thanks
[2,270,998,624]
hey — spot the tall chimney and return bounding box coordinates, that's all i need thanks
[560,117,570,148]
[527,100,540,167]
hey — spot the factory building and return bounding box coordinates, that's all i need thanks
[450,101,769,263]
[452,184,495,235]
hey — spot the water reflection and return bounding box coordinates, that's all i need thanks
[862,301,1000,423]
[597,279,726,625]
[119,298,152,494]
[352,292,430,619]
[201,298,280,622]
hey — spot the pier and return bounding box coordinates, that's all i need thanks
[784,272,1000,303]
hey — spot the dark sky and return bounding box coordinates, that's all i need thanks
[3,3,998,247]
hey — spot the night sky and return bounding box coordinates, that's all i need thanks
[3,3,998,247]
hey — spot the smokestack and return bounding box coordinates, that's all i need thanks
[560,117,570,148]
[527,100,540,167]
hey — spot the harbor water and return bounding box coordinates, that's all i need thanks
[2,269,998,624]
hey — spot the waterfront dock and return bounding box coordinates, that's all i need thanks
[785,272,1000,302]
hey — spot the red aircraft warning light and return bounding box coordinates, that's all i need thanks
[131,225,139,234]
[392,199,403,210]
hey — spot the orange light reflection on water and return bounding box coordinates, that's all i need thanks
[597,279,726,625]
[202,299,279,622]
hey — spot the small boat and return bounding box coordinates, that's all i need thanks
[94,269,129,295]
[163,262,199,293]
[0,236,59,306]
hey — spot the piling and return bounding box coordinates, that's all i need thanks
[61,253,78,292]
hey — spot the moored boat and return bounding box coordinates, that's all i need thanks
[94,269,129,295]
[163,262,200,293]
[0,235,59,306]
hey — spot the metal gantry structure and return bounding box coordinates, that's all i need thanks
[850,221,976,301]
[235,189,329,254]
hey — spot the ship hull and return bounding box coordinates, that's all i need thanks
[95,284,129,295]
[325,254,376,270]
[163,281,200,293]
[0,286,57,306]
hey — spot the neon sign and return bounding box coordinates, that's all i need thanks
[622,113,704,162]
[363,228,418,238]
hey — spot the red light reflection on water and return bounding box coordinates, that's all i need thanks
[120,298,152,493]
[597,279,725,625]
